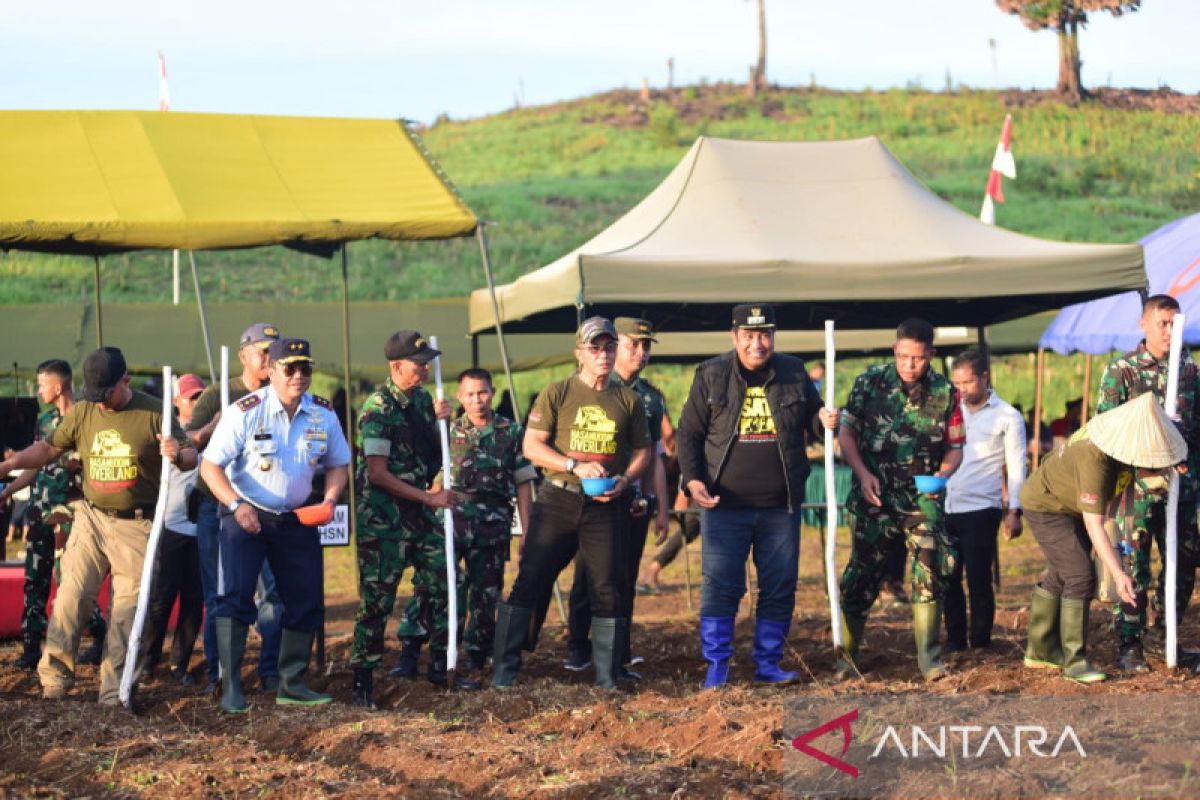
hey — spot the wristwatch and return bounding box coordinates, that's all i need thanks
[227,498,244,513]
[563,457,577,474]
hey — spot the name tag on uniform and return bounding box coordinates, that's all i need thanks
[254,432,273,441]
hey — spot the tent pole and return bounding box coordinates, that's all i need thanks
[1032,347,1045,470]
[976,325,990,365]
[1080,354,1093,426]
[92,256,104,349]
[471,334,479,369]
[341,244,359,590]
[187,251,217,383]
[477,224,521,422]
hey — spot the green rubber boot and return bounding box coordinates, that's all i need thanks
[833,612,867,680]
[1060,598,1106,684]
[492,603,533,688]
[276,629,333,706]
[215,617,249,714]
[912,601,948,681]
[1024,586,1064,670]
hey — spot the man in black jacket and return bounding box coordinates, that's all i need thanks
[677,303,837,688]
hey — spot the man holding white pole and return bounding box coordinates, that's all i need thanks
[349,331,480,709]
[1097,295,1200,672]
[0,347,195,705]
[677,304,837,688]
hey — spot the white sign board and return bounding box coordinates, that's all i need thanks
[318,504,350,547]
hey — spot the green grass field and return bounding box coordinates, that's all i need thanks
[2,84,1194,422]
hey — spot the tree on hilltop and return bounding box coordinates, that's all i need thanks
[995,0,1141,102]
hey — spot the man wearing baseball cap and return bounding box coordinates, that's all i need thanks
[493,316,652,689]
[185,322,285,693]
[0,346,196,705]
[678,304,837,688]
[202,338,351,713]
[349,329,480,708]
[565,317,670,678]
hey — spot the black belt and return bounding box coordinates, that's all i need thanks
[88,502,155,520]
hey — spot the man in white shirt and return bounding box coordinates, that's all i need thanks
[945,350,1026,652]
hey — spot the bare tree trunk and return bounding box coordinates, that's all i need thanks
[754,0,768,90]
[1056,18,1084,102]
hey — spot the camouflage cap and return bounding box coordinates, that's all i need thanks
[614,317,658,342]
[576,316,617,344]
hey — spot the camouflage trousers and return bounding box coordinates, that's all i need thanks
[1112,488,1200,642]
[839,491,956,617]
[349,525,449,669]
[22,521,105,645]
[398,517,511,660]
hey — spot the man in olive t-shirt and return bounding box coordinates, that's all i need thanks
[0,347,195,705]
[492,316,652,690]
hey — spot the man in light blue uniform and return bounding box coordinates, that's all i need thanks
[200,338,351,713]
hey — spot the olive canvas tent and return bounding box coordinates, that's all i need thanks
[468,136,1145,336]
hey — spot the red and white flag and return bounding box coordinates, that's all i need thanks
[158,50,171,111]
[980,114,1015,225]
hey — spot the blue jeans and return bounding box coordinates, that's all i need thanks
[700,507,800,621]
[195,495,222,682]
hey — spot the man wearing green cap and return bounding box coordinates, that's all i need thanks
[564,317,670,677]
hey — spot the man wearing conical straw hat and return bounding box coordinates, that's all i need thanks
[1020,392,1186,684]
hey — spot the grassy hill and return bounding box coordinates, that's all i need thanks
[2,84,1197,419]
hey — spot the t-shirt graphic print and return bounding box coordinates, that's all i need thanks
[569,405,618,463]
[88,429,138,493]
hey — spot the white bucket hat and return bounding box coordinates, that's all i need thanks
[1087,392,1188,468]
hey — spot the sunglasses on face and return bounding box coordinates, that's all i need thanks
[281,362,313,377]
[583,342,617,355]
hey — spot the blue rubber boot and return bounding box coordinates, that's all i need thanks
[700,617,735,689]
[752,617,799,684]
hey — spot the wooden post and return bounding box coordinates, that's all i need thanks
[1033,348,1045,469]
[1080,354,1093,425]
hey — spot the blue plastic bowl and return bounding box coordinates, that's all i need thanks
[581,476,618,496]
[914,475,947,494]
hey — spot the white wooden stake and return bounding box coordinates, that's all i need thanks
[1164,313,1185,669]
[119,366,173,706]
[430,336,458,673]
[824,320,843,648]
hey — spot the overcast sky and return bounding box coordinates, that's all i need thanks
[3,1,1196,124]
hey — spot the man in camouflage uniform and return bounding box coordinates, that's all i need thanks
[349,331,480,709]
[395,368,535,674]
[836,319,965,681]
[1097,294,1200,673]
[0,360,105,670]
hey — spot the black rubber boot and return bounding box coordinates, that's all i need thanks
[276,629,332,706]
[215,617,249,714]
[492,603,533,688]
[14,635,41,670]
[1115,638,1151,674]
[77,634,105,666]
[352,667,378,710]
[428,657,482,691]
[388,638,422,679]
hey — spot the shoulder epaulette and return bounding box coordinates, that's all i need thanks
[236,394,262,412]
[311,395,333,410]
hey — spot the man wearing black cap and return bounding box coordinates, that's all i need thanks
[0,347,196,705]
[201,338,351,713]
[565,317,670,677]
[492,316,652,690]
[185,322,284,693]
[678,304,836,688]
[348,330,478,708]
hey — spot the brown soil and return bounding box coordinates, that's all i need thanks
[1,530,1197,798]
